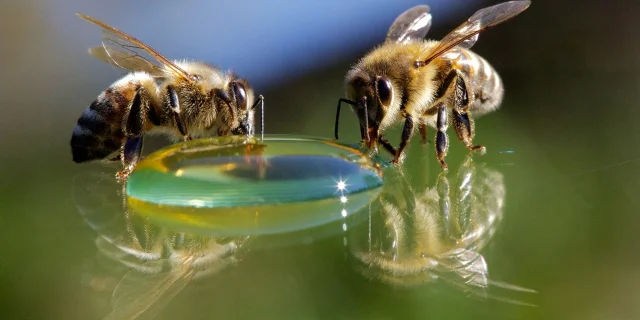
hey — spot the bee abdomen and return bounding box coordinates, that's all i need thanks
[476,56,503,101]
[458,50,504,116]
[70,97,124,163]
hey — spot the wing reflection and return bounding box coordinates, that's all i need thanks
[73,168,246,320]
[349,156,535,305]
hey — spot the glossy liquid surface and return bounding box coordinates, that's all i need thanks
[126,135,383,235]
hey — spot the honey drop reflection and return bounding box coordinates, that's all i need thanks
[73,170,246,320]
[349,156,535,305]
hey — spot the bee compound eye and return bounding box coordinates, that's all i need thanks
[376,76,393,107]
[232,82,247,109]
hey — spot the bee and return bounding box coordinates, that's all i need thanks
[335,1,530,169]
[70,14,264,180]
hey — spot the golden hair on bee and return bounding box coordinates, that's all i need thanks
[70,14,264,181]
[335,1,530,170]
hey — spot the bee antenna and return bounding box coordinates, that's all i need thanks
[335,98,356,140]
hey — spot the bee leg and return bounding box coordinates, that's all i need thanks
[452,109,485,153]
[116,136,143,182]
[214,88,237,132]
[377,134,398,156]
[435,103,449,170]
[167,85,191,141]
[419,122,428,144]
[335,98,356,140]
[452,74,485,153]
[391,115,414,164]
[253,95,265,139]
[116,89,146,182]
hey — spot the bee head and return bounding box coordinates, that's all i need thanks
[345,71,395,149]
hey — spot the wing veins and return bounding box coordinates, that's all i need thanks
[419,1,531,65]
[77,13,191,81]
[386,5,432,44]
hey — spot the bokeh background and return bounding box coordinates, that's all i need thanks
[2,0,640,319]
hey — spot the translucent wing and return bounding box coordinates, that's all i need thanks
[88,46,166,78]
[77,13,192,81]
[105,257,194,320]
[386,5,432,44]
[418,1,531,65]
[72,169,128,240]
[458,34,479,49]
[105,240,241,320]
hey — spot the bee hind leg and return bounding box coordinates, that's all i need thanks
[116,89,146,182]
[107,154,121,162]
[452,73,485,153]
[116,136,143,182]
[452,109,485,153]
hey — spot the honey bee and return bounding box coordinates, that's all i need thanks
[70,14,264,180]
[335,1,530,169]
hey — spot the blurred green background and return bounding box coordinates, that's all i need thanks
[2,0,640,319]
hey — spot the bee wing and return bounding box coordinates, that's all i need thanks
[77,13,193,81]
[418,1,530,65]
[106,258,193,320]
[87,46,166,78]
[386,5,432,44]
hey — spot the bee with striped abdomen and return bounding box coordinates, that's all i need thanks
[71,14,264,180]
[335,1,530,169]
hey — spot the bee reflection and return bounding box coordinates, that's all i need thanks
[349,156,533,303]
[73,170,246,320]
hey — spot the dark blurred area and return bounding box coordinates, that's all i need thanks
[2,0,640,319]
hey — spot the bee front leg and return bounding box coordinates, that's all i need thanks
[167,85,191,141]
[377,134,398,156]
[452,74,485,153]
[117,89,146,182]
[253,95,265,138]
[359,126,367,141]
[213,88,237,133]
[391,115,414,164]
[435,103,449,170]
